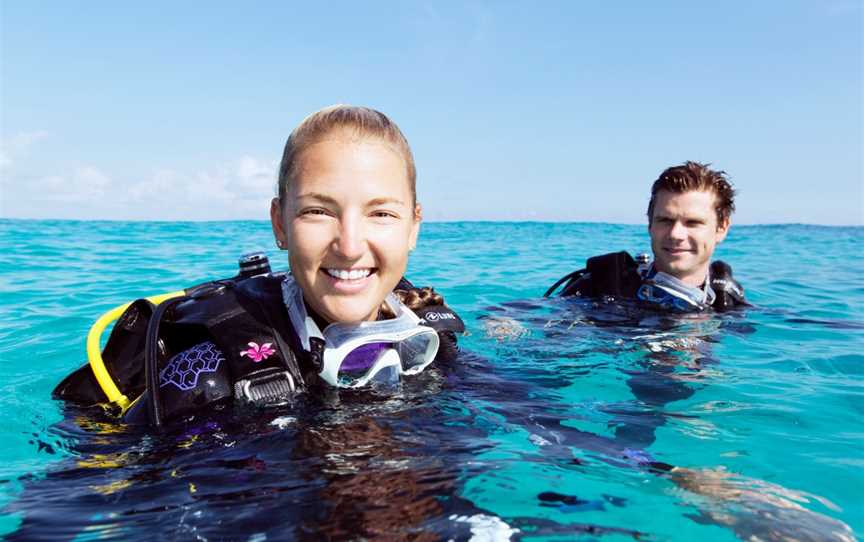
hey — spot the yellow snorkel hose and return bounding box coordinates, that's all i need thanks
[87,291,185,410]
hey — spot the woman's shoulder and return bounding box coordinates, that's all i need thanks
[394,279,465,335]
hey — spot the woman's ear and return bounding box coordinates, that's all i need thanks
[270,198,288,249]
[409,202,422,250]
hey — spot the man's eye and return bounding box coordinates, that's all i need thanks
[371,210,399,219]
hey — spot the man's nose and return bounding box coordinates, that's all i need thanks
[668,220,687,240]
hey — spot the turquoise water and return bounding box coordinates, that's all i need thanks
[0,219,862,540]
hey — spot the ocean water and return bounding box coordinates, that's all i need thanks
[0,219,861,540]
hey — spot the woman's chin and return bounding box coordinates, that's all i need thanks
[318,299,380,324]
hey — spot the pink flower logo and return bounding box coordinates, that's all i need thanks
[240,342,275,363]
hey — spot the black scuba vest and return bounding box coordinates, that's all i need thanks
[544,251,748,311]
[53,272,465,427]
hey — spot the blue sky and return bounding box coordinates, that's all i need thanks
[1,1,861,224]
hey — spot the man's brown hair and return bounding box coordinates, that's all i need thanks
[647,161,736,227]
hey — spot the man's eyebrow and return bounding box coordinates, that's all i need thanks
[367,197,407,207]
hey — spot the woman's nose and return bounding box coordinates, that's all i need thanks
[333,216,365,259]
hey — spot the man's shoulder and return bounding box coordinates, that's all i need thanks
[548,251,642,298]
[709,260,749,311]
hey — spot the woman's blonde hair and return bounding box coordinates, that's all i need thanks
[277,104,417,204]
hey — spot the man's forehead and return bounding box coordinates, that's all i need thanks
[654,189,717,208]
[652,189,718,219]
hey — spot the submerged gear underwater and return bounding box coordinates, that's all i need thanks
[545,251,747,312]
[53,253,464,428]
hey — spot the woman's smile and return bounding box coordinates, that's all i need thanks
[321,267,377,294]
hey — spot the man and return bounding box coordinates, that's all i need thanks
[546,161,747,311]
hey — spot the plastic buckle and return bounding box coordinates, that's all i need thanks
[234,368,296,407]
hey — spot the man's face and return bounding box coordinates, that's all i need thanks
[649,189,729,287]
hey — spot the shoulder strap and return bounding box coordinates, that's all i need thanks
[186,275,306,388]
[414,303,465,334]
[709,260,749,311]
[583,251,641,298]
[544,268,587,297]
[395,277,466,334]
[548,251,641,298]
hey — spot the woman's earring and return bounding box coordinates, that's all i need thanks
[276,239,286,249]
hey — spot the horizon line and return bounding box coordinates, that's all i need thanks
[1,217,861,228]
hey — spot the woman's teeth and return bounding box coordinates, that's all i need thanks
[325,268,371,280]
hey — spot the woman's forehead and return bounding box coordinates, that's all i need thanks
[289,142,412,205]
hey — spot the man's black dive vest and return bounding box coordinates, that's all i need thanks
[53,272,465,427]
[544,251,747,311]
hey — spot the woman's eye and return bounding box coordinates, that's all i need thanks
[299,208,330,217]
[371,210,399,219]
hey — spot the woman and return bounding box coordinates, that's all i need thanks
[53,105,464,427]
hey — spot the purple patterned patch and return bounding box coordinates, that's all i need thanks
[160,341,225,391]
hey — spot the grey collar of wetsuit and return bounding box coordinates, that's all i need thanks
[638,264,716,311]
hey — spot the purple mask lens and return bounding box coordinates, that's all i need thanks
[339,342,391,378]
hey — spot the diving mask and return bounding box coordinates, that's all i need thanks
[282,277,440,388]
[637,266,716,312]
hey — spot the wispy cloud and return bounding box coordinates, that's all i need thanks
[0,130,50,169]
[1,153,278,220]
[41,167,112,202]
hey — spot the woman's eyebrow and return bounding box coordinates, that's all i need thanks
[295,194,407,207]
[295,192,339,205]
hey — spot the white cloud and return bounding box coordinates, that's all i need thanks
[0,130,50,170]
[0,141,279,219]
[237,155,274,189]
[9,131,50,149]
[39,166,112,202]
[127,169,181,201]
[116,157,277,220]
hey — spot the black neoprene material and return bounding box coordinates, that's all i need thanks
[55,272,463,426]
[52,299,155,405]
[709,260,749,311]
[551,251,642,299]
[145,296,189,428]
[548,251,748,311]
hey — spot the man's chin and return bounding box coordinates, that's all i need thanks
[655,261,692,279]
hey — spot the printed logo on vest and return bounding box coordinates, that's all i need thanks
[160,341,224,391]
[240,342,275,363]
[424,311,456,322]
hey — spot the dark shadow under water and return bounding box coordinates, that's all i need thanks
[4,298,855,541]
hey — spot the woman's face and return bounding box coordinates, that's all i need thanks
[271,134,420,323]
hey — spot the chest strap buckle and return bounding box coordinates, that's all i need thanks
[234,368,296,407]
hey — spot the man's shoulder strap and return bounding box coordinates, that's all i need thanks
[710,260,749,311]
[549,251,641,298]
